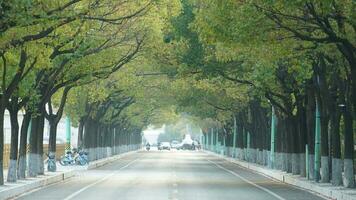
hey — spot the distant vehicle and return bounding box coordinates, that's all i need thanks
[158,142,171,150]
[179,143,193,150]
[177,134,194,150]
[170,140,180,149]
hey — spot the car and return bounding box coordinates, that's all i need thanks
[170,140,180,149]
[179,143,193,150]
[159,142,171,150]
[177,134,194,150]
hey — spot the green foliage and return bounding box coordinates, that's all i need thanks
[0,0,354,150]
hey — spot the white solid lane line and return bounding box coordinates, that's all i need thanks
[62,158,140,200]
[207,159,286,200]
[12,178,76,200]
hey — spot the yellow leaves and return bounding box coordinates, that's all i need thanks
[153,0,182,20]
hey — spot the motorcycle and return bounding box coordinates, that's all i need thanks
[146,146,150,151]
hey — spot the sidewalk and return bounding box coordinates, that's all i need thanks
[0,150,140,200]
[205,150,356,200]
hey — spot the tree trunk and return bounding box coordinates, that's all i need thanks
[286,117,294,174]
[319,107,330,183]
[299,105,307,177]
[84,118,96,161]
[77,118,84,149]
[36,113,45,175]
[237,122,243,160]
[288,116,300,175]
[314,56,331,183]
[306,85,315,180]
[28,115,39,177]
[47,117,58,172]
[279,117,288,172]
[336,43,356,118]
[351,67,356,118]
[343,106,354,187]
[0,105,6,185]
[17,112,31,179]
[45,86,71,172]
[275,115,282,170]
[330,107,342,185]
[7,107,19,182]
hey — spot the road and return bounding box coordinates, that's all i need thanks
[14,150,326,200]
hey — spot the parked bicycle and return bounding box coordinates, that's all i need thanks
[59,149,89,166]
[75,150,89,165]
[59,151,75,166]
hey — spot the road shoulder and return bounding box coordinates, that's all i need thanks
[204,150,356,200]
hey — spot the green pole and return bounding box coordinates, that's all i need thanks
[314,100,321,182]
[233,115,237,157]
[270,106,276,169]
[65,116,71,151]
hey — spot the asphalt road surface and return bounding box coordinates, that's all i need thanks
[14,150,327,200]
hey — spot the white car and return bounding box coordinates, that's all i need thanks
[170,141,180,149]
[159,142,171,150]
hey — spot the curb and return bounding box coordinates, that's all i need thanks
[204,150,356,200]
[0,171,76,200]
[0,150,140,200]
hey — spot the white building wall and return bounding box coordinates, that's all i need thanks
[3,110,78,148]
